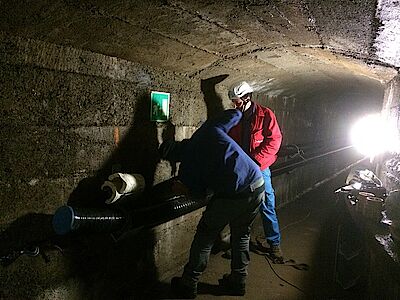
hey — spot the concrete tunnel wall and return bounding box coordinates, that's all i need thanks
[377,75,400,191]
[0,34,386,299]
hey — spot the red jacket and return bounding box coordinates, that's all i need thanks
[229,102,282,170]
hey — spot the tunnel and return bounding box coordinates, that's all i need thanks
[1,0,400,299]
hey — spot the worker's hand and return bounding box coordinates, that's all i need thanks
[171,179,189,196]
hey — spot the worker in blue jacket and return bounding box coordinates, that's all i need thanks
[159,109,265,298]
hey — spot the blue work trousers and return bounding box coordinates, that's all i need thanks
[260,168,281,246]
[182,186,264,287]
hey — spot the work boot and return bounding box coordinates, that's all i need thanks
[171,276,197,299]
[269,244,284,264]
[218,273,246,296]
[255,237,284,263]
[255,237,269,253]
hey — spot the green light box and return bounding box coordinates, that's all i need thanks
[150,91,170,122]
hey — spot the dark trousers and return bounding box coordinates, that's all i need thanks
[182,185,264,287]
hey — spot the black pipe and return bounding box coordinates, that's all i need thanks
[52,144,356,235]
[52,194,210,235]
[272,145,354,176]
[129,195,209,228]
[52,206,126,235]
[277,139,349,157]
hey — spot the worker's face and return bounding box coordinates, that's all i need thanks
[231,94,251,111]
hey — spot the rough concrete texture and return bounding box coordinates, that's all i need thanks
[0,35,387,299]
[378,75,400,191]
[0,0,399,299]
[0,35,208,299]
[0,0,399,75]
[152,208,205,280]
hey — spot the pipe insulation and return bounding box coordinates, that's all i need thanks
[52,145,356,235]
[101,173,145,204]
[52,195,209,235]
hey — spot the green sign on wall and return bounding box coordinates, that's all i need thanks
[150,91,170,122]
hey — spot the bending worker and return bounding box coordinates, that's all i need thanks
[228,81,283,261]
[159,109,265,298]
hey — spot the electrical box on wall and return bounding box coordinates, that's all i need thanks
[150,91,170,122]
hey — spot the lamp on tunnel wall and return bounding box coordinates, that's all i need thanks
[350,112,400,159]
[150,91,170,122]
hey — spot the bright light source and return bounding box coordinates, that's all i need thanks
[350,113,400,158]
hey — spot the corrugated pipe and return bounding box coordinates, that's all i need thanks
[52,144,354,235]
[129,195,208,228]
[52,195,209,235]
[52,206,126,235]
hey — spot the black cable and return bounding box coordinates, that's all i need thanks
[262,198,339,294]
[255,207,311,293]
[264,255,307,295]
[287,144,305,160]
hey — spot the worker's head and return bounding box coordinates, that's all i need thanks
[228,81,253,112]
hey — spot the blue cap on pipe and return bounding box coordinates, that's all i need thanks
[52,205,75,235]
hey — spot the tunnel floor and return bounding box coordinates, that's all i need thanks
[142,173,367,299]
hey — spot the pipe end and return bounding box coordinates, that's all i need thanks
[52,206,74,235]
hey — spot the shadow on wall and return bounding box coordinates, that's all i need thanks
[201,74,228,119]
[0,213,54,259]
[0,92,162,299]
[62,92,162,299]
[0,75,229,299]
[68,92,160,208]
[67,75,230,298]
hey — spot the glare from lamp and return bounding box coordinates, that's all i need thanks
[350,113,400,158]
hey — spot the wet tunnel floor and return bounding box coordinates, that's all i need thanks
[143,174,366,299]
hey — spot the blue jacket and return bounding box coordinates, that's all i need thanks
[178,109,262,196]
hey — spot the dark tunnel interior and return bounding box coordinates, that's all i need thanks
[1,0,400,299]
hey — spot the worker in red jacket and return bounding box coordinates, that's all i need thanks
[228,81,284,261]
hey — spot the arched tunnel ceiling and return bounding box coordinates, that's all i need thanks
[0,0,399,94]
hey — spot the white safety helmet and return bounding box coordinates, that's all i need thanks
[228,81,254,99]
